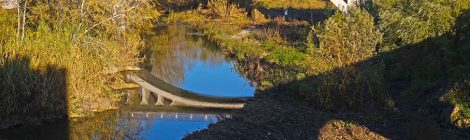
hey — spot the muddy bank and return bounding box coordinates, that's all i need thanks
[184,87,470,140]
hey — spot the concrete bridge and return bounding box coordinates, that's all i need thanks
[125,70,249,109]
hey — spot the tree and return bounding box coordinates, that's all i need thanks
[309,8,382,69]
[374,0,470,48]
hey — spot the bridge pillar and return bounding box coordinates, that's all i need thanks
[139,87,151,105]
[170,100,184,106]
[154,93,165,106]
[124,91,131,105]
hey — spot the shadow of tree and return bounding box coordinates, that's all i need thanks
[184,9,470,140]
[255,7,332,23]
[0,57,147,139]
[0,56,69,139]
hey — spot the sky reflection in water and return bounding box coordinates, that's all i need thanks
[138,24,255,139]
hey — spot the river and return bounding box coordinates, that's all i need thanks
[0,24,256,140]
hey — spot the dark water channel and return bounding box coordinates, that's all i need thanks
[0,24,256,140]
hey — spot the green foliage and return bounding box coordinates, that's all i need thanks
[162,2,311,70]
[305,9,388,111]
[266,45,308,66]
[309,8,382,72]
[371,0,470,128]
[445,81,470,119]
[375,0,469,48]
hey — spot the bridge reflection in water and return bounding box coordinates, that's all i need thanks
[128,112,230,122]
[125,69,251,109]
[0,106,232,140]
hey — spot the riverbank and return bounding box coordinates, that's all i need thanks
[185,88,469,139]
[160,0,470,139]
[0,0,468,139]
[161,0,333,88]
[0,1,159,129]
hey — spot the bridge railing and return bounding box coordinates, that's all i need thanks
[128,112,230,122]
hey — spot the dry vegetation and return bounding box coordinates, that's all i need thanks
[255,0,328,9]
[0,0,159,128]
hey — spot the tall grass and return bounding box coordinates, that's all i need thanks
[305,9,389,111]
[0,0,159,127]
[0,21,140,119]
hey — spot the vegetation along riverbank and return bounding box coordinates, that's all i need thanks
[0,0,159,128]
[159,0,470,139]
[0,0,469,139]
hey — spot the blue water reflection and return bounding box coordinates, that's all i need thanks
[137,24,255,139]
[146,24,255,97]
[144,120,210,140]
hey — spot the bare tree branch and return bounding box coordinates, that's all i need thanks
[83,5,136,34]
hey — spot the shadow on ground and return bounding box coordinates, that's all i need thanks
[184,10,470,140]
[0,56,69,139]
[0,56,151,139]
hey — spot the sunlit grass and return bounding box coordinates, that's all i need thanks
[256,0,328,9]
[0,2,153,123]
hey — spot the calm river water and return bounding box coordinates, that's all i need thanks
[0,24,255,140]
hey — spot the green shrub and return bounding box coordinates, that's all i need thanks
[375,0,469,49]
[306,8,389,111]
[445,81,470,119]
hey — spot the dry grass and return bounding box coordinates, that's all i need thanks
[0,22,140,119]
[256,0,328,9]
[318,120,388,140]
[0,0,159,127]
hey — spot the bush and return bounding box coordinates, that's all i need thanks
[445,81,470,128]
[308,8,382,71]
[305,9,389,111]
